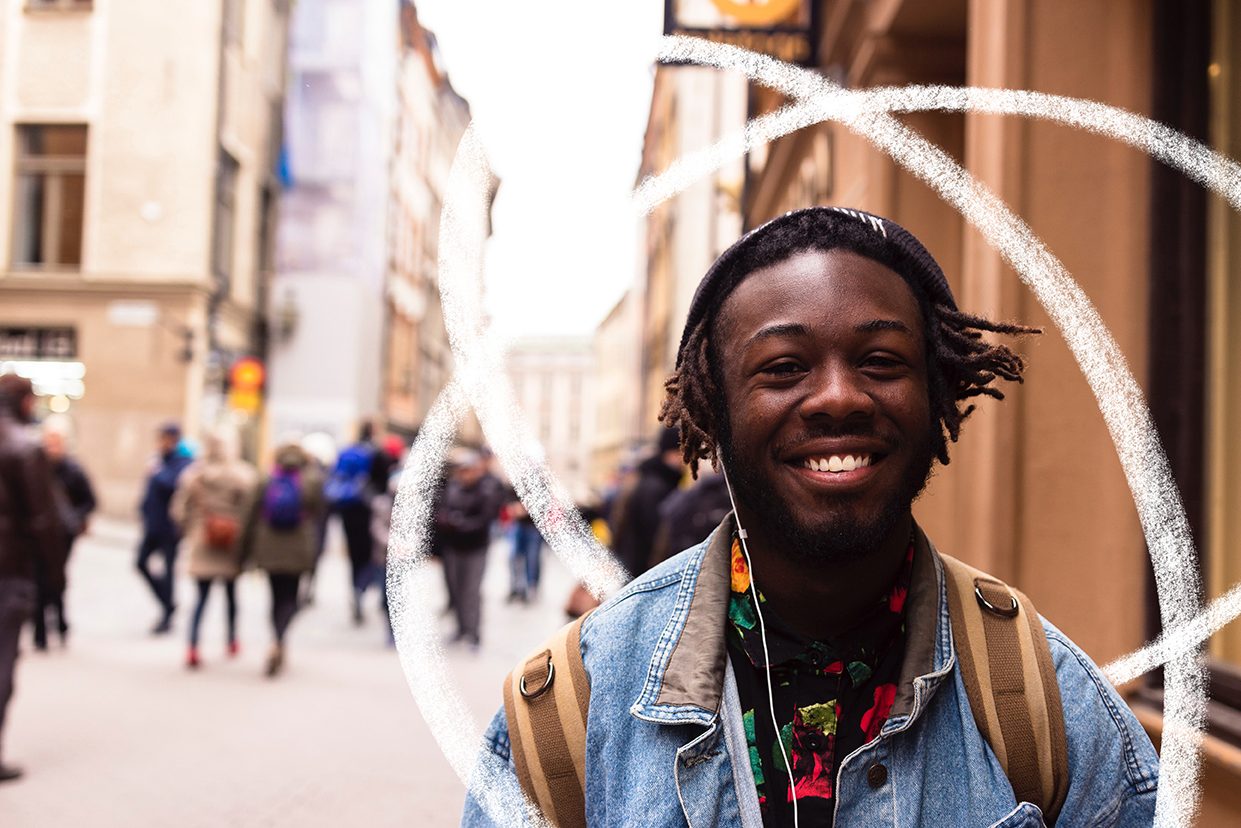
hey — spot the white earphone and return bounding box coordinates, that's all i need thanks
[719,461,800,827]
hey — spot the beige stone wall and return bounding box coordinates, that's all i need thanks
[947,0,1153,667]
[0,1,286,515]
[591,291,640,489]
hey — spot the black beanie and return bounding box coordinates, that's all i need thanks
[676,207,956,366]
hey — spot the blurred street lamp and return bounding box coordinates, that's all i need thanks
[274,288,299,343]
[155,314,195,363]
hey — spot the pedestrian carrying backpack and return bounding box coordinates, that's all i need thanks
[262,469,303,530]
[325,444,372,507]
[502,553,1070,828]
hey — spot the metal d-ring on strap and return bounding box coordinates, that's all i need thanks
[519,656,555,699]
[975,581,1020,618]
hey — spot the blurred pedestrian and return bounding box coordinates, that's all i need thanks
[369,465,400,645]
[325,422,377,624]
[649,466,731,568]
[358,434,403,614]
[435,449,503,651]
[297,431,336,607]
[0,374,64,782]
[32,425,96,650]
[608,426,684,579]
[505,498,542,604]
[170,428,256,669]
[242,442,324,677]
[136,422,192,634]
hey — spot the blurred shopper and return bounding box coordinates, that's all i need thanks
[608,427,684,578]
[369,465,401,645]
[564,502,607,620]
[358,434,403,614]
[434,449,503,651]
[372,434,403,494]
[648,466,732,569]
[32,426,96,650]
[0,374,64,782]
[137,422,192,634]
[505,499,543,604]
[171,429,256,669]
[297,431,336,607]
[325,423,377,624]
[243,442,324,677]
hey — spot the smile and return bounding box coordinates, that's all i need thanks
[802,454,873,473]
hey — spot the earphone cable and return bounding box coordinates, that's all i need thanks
[720,463,800,828]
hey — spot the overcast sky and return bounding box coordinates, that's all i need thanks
[414,1,667,340]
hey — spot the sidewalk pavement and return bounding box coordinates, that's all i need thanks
[0,516,577,827]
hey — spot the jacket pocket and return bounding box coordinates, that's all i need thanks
[988,802,1047,828]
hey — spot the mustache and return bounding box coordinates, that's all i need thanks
[772,424,900,457]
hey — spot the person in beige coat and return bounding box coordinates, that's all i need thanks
[241,442,324,677]
[170,429,256,669]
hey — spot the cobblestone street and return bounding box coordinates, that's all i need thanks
[0,518,575,827]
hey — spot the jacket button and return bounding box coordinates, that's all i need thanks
[866,763,888,788]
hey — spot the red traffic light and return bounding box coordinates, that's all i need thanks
[230,357,265,391]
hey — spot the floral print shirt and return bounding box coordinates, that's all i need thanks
[726,536,914,827]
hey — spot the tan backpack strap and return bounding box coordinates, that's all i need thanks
[502,612,592,828]
[941,554,1069,825]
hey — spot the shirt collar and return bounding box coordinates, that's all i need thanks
[632,516,951,726]
[726,536,914,681]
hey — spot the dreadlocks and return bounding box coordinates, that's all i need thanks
[659,209,1039,477]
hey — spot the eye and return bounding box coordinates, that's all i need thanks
[760,360,805,377]
[861,354,907,371]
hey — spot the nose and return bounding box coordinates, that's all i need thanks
[798,361,876,423]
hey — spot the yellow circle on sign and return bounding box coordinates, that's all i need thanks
[708,0,802,26]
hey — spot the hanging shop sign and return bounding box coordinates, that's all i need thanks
[0,326,77,360]
[663,0,816,66]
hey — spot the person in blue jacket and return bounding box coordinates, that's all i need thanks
[137,421,192,634]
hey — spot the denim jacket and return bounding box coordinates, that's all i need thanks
[462,519,1158,827]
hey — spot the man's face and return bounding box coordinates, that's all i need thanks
[44,430,65,461]
[158,433,178,455]
[713,248,935,563]
[456,461,485,485]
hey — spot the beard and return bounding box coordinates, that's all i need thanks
[717,422,936,566]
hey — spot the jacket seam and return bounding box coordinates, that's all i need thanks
[580,570,684,642]
[1044,627,1156,793]
[1085,785,1156,828]
[634,565,701,710]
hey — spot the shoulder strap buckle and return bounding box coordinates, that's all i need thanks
[974,579,1020,617]
[519,652,555,699]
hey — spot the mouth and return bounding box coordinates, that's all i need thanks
[800,453,874,474]
[785,448,886,493]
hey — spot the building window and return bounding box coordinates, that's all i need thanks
[25,0,92,10]
[212,150,240,289]
[12,125,87,269]
[1204,0,1241,701]
[1141,0,1241,747]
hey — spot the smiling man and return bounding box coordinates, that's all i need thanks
[463,208,1158,827]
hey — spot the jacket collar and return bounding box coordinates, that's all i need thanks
[629,516,954,727]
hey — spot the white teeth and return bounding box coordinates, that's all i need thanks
[803,454,873,473]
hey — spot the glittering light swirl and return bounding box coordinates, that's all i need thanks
[389,35,1237,827]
